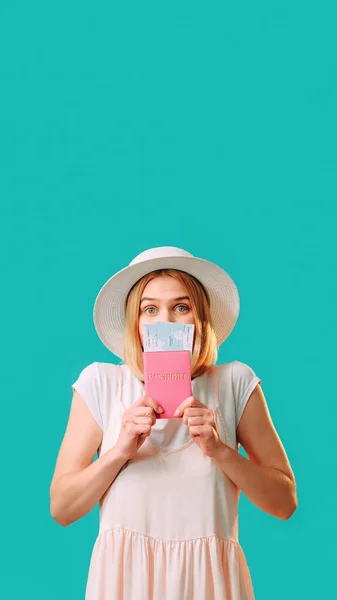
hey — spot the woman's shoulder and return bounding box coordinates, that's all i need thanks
[206,360,261,396]
[95,361,122,376]
[72,361,124,393]
[95,361,141,390]
[72,361,120,382]
[211,359,259,379]
[204,361,232,380]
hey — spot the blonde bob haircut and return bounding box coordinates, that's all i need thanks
[123,269,218,381]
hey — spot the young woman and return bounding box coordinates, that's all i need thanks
[50,246,297,600]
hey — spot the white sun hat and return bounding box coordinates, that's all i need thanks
[93,246,240,359]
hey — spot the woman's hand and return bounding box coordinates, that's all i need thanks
[175,396,225,458]
[115,396,164,460]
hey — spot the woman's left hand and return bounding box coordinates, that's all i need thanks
[175,396,225,458]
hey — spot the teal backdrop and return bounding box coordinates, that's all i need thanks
[1,1,336,598]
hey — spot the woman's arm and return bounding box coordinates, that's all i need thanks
[213,384,298,520]
[50,446,128,527]
[50,390,128,527]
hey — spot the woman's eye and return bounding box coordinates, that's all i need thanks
[145,307,157,314]
[175,305,189,313]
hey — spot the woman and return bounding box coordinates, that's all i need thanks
[50,246,298,600]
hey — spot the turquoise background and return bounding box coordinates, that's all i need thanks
[1,1,336,598]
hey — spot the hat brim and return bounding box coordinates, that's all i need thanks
[93,255,240,359]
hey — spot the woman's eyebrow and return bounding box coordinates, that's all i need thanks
[140,296,190,304]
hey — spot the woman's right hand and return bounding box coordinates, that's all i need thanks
[115,396,164,460]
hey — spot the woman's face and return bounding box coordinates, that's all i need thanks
[138,275,195,346]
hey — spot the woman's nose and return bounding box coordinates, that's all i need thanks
[161,308,175,322]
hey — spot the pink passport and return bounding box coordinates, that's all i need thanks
[143,350,192,418]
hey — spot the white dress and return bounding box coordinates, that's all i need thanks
[72,360,261,600]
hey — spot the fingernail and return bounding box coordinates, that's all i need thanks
[158,407,164,413]
[174,408,180,416]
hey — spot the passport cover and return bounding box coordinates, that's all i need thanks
[143,350,192,418]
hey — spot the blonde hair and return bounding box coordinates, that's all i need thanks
[123,269,218,381]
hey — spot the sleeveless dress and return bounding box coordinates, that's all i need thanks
[71,360,261,600]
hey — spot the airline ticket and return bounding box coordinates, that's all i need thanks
[143,322,195,353]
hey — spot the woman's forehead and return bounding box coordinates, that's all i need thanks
[141,275,188,296]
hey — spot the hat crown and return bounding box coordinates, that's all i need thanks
[129,246,193,266]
